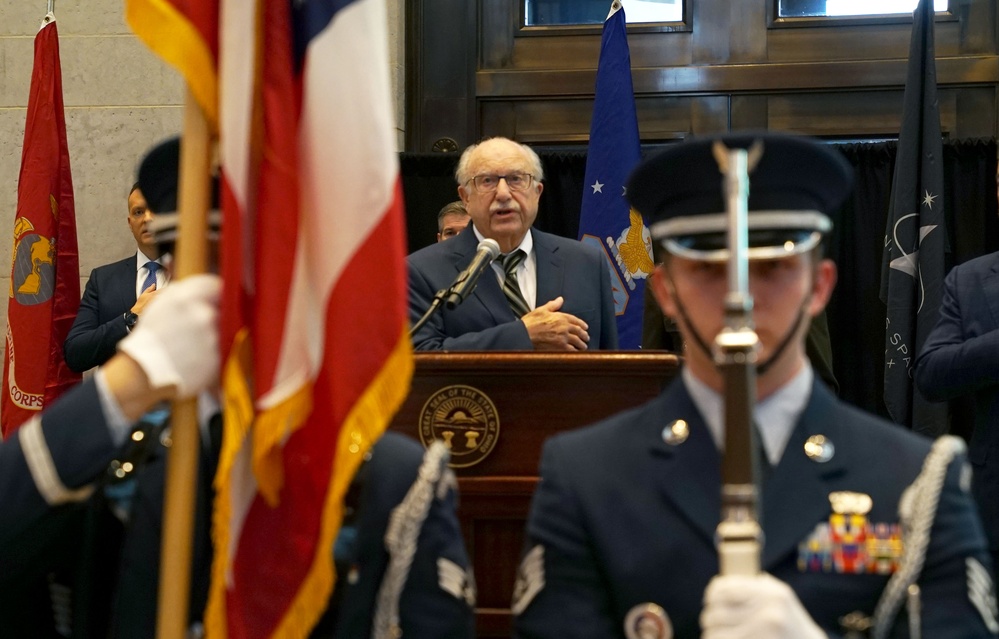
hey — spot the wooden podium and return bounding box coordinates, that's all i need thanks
[389,352,680,637]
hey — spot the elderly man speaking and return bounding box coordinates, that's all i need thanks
[408,137,618,351]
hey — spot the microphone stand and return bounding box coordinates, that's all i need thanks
[714,142,765,577]
[410,240,500,337]
[409,287,449,337]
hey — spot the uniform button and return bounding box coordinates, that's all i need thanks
[662,420,689,446]
[804,434,834,463]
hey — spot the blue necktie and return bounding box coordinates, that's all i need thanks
[141,262,160,293]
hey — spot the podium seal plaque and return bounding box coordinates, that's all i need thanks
[419,384,500,468]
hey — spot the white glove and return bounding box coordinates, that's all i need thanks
[117,274,222,398]
[700,573,827,639]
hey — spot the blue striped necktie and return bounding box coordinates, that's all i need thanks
[501,250,530,317]
[141,262,160,292]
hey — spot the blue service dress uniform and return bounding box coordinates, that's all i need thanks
[513,378,998,638]
[0,377,127,637]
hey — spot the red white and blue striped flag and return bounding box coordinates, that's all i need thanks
[126,0,413,636]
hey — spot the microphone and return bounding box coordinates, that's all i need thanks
[444,238,501,309]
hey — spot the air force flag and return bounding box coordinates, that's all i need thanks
[578,1,652,349]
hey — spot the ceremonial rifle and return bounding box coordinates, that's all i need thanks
[713,141,766,577]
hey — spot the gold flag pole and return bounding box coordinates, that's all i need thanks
[155,88,212,639]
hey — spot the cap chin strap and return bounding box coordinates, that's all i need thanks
[663,270,810,376]
[756,307,807,376]
[662,272,715,363]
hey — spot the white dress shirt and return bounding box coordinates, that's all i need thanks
[473,226,537,310]
[135,253,168,298]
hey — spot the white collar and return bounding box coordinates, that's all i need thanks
[472,226,534,257]
[135,252,161,272]
[682,364,813,465]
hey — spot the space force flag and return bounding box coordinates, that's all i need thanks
[879,0,947,436]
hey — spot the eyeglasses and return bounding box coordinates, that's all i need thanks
[468,173,537,193]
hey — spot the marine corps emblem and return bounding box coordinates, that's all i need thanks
[9,216,56,305]
[419,384,500,468]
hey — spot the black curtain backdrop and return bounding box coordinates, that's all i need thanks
[399,140,998,422]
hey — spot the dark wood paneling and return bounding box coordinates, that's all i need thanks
[406,0,478,150]
[480,95,728,144]
[730,87,996,139]
[692,0,767,64]
[475,57,999,97]
[407,0,999,150]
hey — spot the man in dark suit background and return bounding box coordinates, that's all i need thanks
[915,246,999,584]
[514,133,997,638]
[63,183,167,372]
[437,200,470,242]
[408,136,618,351]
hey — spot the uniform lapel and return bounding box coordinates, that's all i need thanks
[451,226,514,324]
[532,230,565,307]
[762,381,847,568]
[648,380,722,548]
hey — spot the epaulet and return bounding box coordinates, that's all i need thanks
[372,441,454,639]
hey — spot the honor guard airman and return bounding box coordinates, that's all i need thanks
[512,132,999,639]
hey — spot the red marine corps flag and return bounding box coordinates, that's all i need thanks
[2,13,81,437]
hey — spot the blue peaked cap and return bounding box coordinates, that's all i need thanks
[625,131,854,261]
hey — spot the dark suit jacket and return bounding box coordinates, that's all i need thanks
[408,225,618,350]
[64,255,138,372]
[916,251,999,563]
[515,378,995,638]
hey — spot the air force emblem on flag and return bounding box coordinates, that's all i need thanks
[611,209,655,289]
[581,209,653,317]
